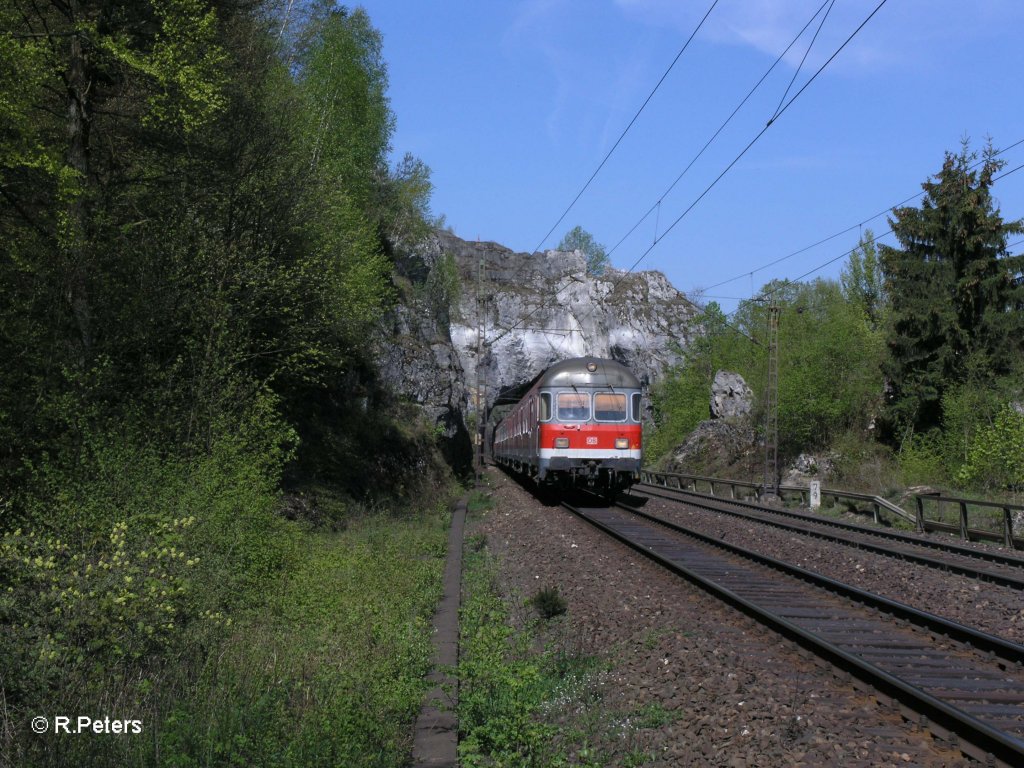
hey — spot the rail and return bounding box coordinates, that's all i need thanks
[639,469,1023,549]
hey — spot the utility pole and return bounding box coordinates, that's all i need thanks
[762,300,780,499]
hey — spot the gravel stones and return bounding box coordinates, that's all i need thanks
[638,493,1024,645]
[474,469,963,766]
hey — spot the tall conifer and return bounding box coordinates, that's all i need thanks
[880,142,1024,438]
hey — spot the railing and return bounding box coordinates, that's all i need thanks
[638,470,1023,549]
[911,492,1024,549]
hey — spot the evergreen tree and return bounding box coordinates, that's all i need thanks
[879,142,1024,439]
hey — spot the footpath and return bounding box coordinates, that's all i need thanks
[411,495,466,766]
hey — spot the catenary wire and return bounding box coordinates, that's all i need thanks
[701,136,1024,293]
[490,0,887,351]
[606,0,835,259]
[526,0,722,259]
[617,0,892,283]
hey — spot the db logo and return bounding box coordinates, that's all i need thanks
[586,436,598,445]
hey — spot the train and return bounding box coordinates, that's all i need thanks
[491,356,643,494]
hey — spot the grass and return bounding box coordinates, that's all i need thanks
[457,536,665,767]
[157,509,449,767]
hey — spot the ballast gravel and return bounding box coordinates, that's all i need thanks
[474,468,966,767]
[636,493,1024,645]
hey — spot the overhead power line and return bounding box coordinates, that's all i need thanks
[617,0,892,281]
[486,1,722,350]
[526,0,722,258]
[702,136,1024,293]
[607,0,837,260]
[759,160,1024,297]
[489,0,889,355]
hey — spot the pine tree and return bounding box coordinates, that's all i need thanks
[879,142,1024,439]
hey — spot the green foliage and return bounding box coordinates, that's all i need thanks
[649,281,884,468]
[956,404,1024,493]
[647,302,754,462]
[558,225,611,276]
[774,280,885,455]
[159,511,448,767]
[840,229,887,329]
[421,250,462,323]
[0,3,454,763]
[880,140,1024,437]
[458,551,556,766]
[0,424,297,766]
[896,430,948,487]
[297,8,393,208]
[458,545,620,766]
[530,585,568,620]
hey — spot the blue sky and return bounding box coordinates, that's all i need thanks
[358,1,1024,312]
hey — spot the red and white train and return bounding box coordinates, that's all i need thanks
[492,357,643,494]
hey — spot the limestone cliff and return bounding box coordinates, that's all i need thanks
[376,229,701,469]
[431,230,699,410]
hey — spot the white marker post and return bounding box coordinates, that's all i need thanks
[809,480,821,510]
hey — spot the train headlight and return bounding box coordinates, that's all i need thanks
[554,437,570,448]
[615,438,629,449]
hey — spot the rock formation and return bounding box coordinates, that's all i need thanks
[375,229,702,471]
[429,230,700,413]
[710,370,754,420]
[665,370,759,477]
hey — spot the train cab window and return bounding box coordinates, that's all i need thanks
[539,393,552,422]
[631,392,642,422]
[556,392,590,421]
[594,392,627,421]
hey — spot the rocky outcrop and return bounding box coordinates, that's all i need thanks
[375,229,701,472]
[426,230,700,414]
[781,453,836,486]
[664,371,758,477]
[374,289,473,475]
[664,419,759,477]
[710,370,753,420]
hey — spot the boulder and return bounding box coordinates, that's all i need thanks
[710,370,753,420]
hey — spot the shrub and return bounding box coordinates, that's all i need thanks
[530,586,567,620]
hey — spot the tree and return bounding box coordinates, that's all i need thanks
[558,225,610,276]
[879,142,1024,439]
[841,229,886,329]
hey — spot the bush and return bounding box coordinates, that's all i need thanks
[0,415,297,766]
[957,405,1024,493]
[530,586,567,620]
[158,511,448,767]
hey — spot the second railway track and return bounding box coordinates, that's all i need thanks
[564,497,1024,767]
[633,482,1024,590]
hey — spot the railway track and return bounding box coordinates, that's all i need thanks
[564,498,1024,767]
[633,483,1024,590]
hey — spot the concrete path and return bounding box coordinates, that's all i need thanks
[411,497,466,767]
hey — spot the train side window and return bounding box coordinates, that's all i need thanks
[594,392,627,421]
[631,392,642,422]
[557,392,590,421]
[539,393,552,421]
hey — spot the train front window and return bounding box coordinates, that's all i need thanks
[594,393,627,421]
[556,392,590,421]
[631,392,642,422]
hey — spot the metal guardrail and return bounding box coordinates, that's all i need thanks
[911,492,1024,549]
[639,469,1022,549]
